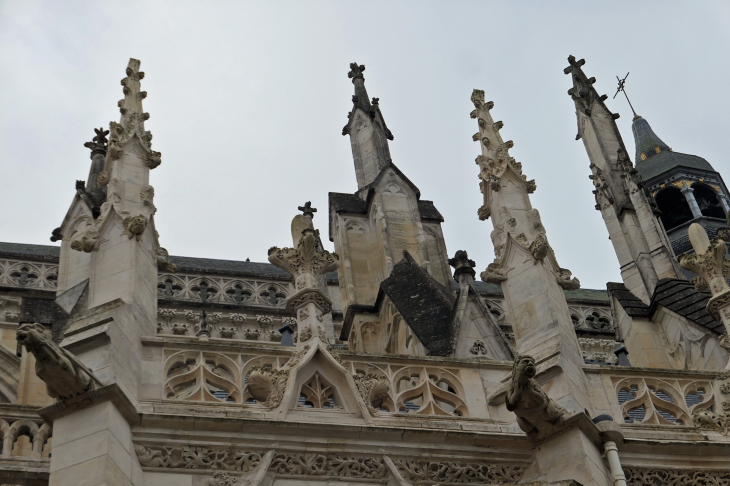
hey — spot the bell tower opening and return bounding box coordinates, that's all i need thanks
[692,183,726,219]
[655,187,693,230]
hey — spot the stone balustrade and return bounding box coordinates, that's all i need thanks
[0,404,51,459]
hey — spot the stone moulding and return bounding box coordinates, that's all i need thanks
[134,445,526,485]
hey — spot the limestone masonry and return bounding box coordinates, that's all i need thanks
[0,57,729,486]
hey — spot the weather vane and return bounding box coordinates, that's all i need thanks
[613,72,637,118]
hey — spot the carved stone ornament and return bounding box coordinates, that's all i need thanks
[270,452,386,479]
[624,467,730,485]
[299,325,313,342]
[469,340,488,356]
[353,372,390,414]
[245,345,311,408]
[528,233,549,261]
[123,215,148,241]
[505,355,568,442]
[246,367,288,409]
[156,247,178,272]
[134,444,262,472]
[556,267,580,290]
[392,457,524,484]
[692,408,730,435]
[678,224,730,326]
[286,288,333,314]
[70,229,101,253]
[480,262,507,283]
[268,228,339,293]
[16,323,102,399]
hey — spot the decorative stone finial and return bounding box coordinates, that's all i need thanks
[448,250,476,281]
[83,127,109,154]
[298,201,317,219]
[269,228,339,344]
[348,63,365,81]
[678,223,730,332]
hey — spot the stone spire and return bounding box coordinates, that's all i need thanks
[564,55,684,303]
[269,213,340,345]
[341,62,394,190]
[632,116,671,162]
[470,88,589,412]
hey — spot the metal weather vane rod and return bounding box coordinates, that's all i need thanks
[613,72,637,117]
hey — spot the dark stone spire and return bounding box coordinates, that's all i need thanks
[632,117,671,162]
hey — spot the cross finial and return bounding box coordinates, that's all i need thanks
[83,127,110,153]
[298,201,317,219]
[348,63,365,82]
[613,72,638,119]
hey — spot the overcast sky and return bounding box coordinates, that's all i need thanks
[2,1,729,290]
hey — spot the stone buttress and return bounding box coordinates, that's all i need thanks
[42,58,164,486]
[471,89,613,486]
[564,55,684,304]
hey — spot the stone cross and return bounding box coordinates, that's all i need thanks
[298,202,317,220]
[348,63,365,81]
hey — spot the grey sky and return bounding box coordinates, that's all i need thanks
[1,1,729,290]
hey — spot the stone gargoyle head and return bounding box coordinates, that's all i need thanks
[16,323,51,351]
[512,355,536,385]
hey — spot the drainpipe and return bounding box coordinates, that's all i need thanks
[593,416,627,486]
[604,440,627,486]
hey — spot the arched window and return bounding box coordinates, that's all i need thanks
[655,187,693,230]
[692,183,726,219]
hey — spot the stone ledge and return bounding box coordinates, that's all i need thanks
[37,383,139,426]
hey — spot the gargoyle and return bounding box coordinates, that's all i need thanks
[123,215,147,240]
[70,229,101,253]
[506,355,568,442]
[16,323,102,399]
[156,247,179,272]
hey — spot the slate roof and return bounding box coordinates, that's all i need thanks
[380,251,456,356]
[328,192,443,222]
[651,279,722,333]
[607,279,723,334]
[632,117,671,163]
[0,242,60,261]
[0,242,292,281]
[168,256,291,280]
[636,151,716,183]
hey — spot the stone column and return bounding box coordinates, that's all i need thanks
[718,193,730,214]
[681,186,703,218]
[678,223,730,344]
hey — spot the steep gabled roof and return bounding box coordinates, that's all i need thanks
[380,251,456,356]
